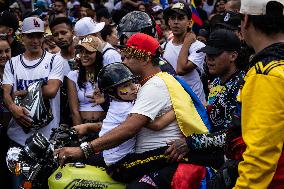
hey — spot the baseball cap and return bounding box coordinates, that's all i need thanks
[0,11,19,32]
[240,0,284,15]
[74,17,105,37]
[152,5,163,13]
[164,2,192,18]
[22,17,45,34]
[213,11,241,31]
[126,33,159,56]
[197,29,241,55]
[76,35,104,53]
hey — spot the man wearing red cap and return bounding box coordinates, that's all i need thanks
[57,33,209,188]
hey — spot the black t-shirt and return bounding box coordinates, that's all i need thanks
[10,39,25,57]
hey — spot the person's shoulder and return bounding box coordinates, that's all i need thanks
[162,39,174,49]
[67,70,79,79]
[10,54,21,61]
[192,40,206,48]
[142,76,167,89]
[103,43,119,54]
[103,42,112,50]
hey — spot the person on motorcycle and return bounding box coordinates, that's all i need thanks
[61,62,175,181]
[164,29,248,188]
[55,33,210,188]
[98,63,176,181]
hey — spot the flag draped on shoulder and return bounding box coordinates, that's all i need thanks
[156,72,211,136]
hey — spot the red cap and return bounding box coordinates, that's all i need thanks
[126,33,159,56]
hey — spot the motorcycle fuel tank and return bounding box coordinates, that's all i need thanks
[48,163,126,189]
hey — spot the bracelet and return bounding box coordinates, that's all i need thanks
[80,142,93,159]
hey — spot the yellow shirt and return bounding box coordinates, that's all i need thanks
[234,59,284,189]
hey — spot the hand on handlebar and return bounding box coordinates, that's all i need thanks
[54,147,84,168]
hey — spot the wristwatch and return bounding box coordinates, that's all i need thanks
[80,142,93,159]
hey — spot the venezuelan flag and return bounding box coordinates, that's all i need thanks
[156,72,212,136]
[190,0,203,26]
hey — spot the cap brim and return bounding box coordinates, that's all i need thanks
[197,45,224,55]
[22,29,45,34]
[164,8,187,17]
[77,44,97,52]
[90,22,105,34]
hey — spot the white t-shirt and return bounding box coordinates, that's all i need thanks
[61,58,72,76]
[67,70,103,112]
[56,52,72,76]
[99,100,136,165]
[2,51,64,146]
[163,39,206,103]
[102,43,122,66]
[131,76,183,154]
[203,1,215,16]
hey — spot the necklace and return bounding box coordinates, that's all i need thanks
[140,72,160,85]
[86,72,96,85]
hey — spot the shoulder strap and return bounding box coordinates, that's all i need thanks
[102,47,117,56]
[163,41,169,51]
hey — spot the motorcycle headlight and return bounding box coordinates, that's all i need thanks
[24,133,51,160]
[6,147,26,176]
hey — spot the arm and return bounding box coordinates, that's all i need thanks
[73,122,102,137]
[176,32,197,75]
[165,130,228,163]
[186,129,228,152]
[90,113,149,152]
[43,55,64,98]
[42,79,62,98]
[2,62,32,127]
[55,113,149,166]
[234,74,284,189]
[67,78,82,125]
[3,84,32,127]
[146,110,175,131]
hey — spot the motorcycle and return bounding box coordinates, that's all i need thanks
[6,124,126,189]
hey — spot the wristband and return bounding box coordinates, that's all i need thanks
[80,142,93,159]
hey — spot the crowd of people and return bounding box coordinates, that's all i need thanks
[0,0,283,188]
